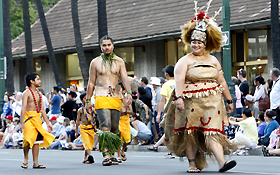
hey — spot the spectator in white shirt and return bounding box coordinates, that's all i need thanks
[11,92,22,119]
[270,68,280,124]
[252,76,266,108]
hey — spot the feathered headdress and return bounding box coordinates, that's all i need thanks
[181,0,223,53]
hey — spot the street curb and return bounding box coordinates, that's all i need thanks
[127,145,169,152]
[127,145,264,156]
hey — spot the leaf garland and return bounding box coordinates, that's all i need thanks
[100,52,118,70]
[98,131,122,155]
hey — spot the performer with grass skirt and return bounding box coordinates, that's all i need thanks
[162,1,237,173]
[85,35,132,166]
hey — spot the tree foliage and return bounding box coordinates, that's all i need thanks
[10,0,60,39]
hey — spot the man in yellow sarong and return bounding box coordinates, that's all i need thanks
[76,92,97,164]
[20,72,55,169]
[85,35,132,166]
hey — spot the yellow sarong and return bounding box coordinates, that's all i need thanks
[119,114,131,143]
[95,96,122,111]
[80,124,95,150]
[23,111,55,148]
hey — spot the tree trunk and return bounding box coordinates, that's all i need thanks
[3,0,14,94]
[271,0,280,69]
[71,0,89,87]
[97,0,108,53]
[35,0,62,86]
[23,0,34,73]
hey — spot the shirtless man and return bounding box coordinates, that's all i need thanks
[85,35,132,166]
[20,72,55,169]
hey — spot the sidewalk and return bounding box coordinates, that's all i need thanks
[126,144,264,156]
[127,145,168,152]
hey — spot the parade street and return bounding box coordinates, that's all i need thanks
[0,149,279,175]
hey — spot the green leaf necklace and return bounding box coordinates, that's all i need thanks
[100,52,118,70]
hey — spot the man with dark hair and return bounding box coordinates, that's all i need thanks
[270,68,280,124]
[86,35,132,166]
[149,65,175,158]
[99,35,114,45]
[20,73,55,169]
[61,91,78,121]
[140,77,152,99]
[48,86,62,118]
[237,69,249,106]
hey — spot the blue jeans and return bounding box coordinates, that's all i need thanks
[236,107,243,116]
[153,111,163,135]
[49,140,62,149]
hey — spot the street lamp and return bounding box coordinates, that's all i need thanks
[222,0,236,115]
[0,0,5,113]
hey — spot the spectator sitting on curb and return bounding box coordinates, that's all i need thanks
[229,107,258,156]
[245,95,260,121]
[257,112,267,137]
[262,129,280,156]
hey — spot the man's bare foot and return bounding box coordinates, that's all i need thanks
[121,153,127,161]
[219,160,236,172]
[21,162,28,169]
[187,166,201,173]
[33,164,46,169]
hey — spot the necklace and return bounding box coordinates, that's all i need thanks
[28,87,42,113]
[100,52,117,69]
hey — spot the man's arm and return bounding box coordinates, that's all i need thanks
[156,95,166,123]
[49,95,55,105]
[85,60,97,113]
[75,109,81,138]
[215,58,234,113]
[20,91,28,130]
[119,60,132,105]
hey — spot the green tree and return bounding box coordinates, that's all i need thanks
[9,0,60,40]
[10,0,37,39]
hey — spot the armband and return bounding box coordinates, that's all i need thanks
[86,99,91,104]
[226,99,233,104]
[173,96,184,101]
[126,90,132,95]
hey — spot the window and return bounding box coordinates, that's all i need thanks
[248,30,267,61]
[114,47,134,75]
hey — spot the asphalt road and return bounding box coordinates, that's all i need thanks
[0,149,279,175]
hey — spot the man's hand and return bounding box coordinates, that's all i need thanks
[47,123,53,133]
[85,103,93,114]
[75,132,79,138]
[146,114,149,119]
[229,116,235,121]
[126,94,132,105]
[227,103,234,113]
[156,113,161,123]
[20,123,25,132]
[175,98,184,112]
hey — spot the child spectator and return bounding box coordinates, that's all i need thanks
[257,112,267,137]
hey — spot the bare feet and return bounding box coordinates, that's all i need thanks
[21,162,28,169]
[187,166,201,173]
[33,164,46,169]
